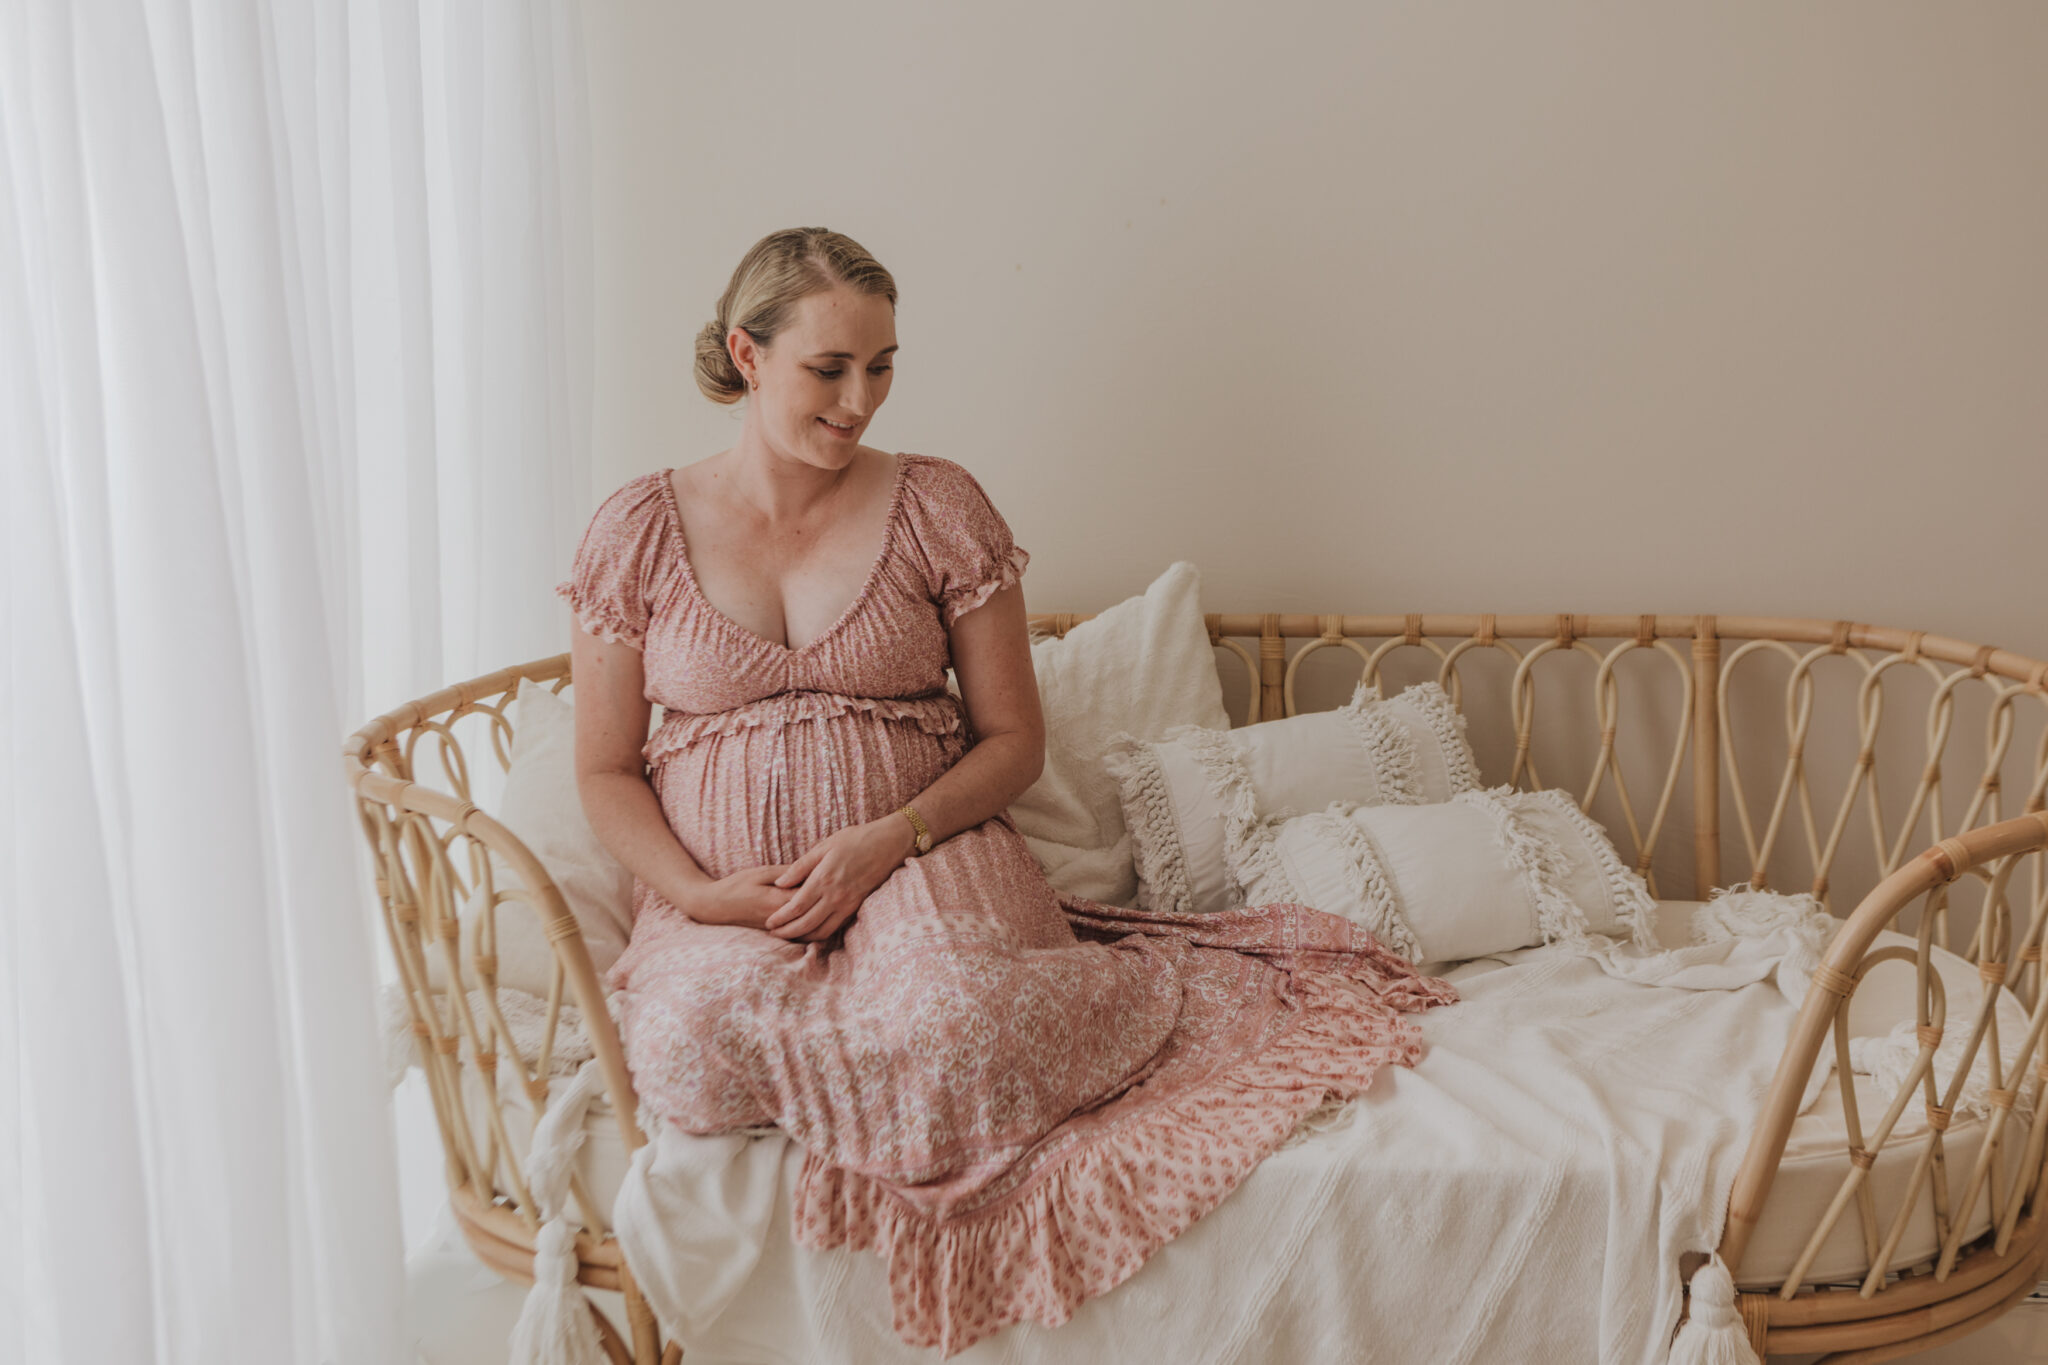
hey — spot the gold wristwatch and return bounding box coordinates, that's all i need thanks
[898,803,933,855]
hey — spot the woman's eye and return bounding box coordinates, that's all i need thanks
[811,366,892,380]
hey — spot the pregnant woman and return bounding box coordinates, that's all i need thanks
[559,226,1457,1354]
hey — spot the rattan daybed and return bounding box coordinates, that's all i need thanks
[348,611,2048,1364]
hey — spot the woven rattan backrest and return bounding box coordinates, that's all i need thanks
[345,655,638,1246]
[1075,613,2048,925]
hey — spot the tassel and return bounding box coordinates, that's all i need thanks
[506,1060,612,1365]
[1669,1253,1761,1365]
[507,1218,609,1365]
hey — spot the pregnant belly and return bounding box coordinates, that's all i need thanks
[647,691,972,878]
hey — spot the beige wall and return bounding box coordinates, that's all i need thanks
[583,2,2048,899]
[584,1,2046,658]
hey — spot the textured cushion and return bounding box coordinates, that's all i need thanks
[1003,561,1231,907]
[429,678,635,997]
[1238,786,1656,962]
[1104,680,1480,915]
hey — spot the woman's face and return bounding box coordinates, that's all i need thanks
[735,285,897,469]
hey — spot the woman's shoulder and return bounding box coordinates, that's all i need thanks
[890,451,1026,610]
[592,467,674,515]
[567,469,679,574]
[557,470,682,644]
[576,468,678,542]
[895,451,1004,513]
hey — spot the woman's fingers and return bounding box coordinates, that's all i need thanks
[765,886,815,929]
[774,894,840,941]
[807,902,861,942]
[772,849,822,890]
[768,875,836,934]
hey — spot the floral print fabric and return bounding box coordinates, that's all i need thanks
[556,453,1458,1354]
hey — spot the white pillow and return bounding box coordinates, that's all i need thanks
[1103,680,1480,915]
[428,678,635,998]
[1236,786,1656,963]
[1004,561,1232,906]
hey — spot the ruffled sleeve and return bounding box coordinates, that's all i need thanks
[554,472,677,649]
[901,455,1032,629]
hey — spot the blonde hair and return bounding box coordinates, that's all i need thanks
[694,227,898,405]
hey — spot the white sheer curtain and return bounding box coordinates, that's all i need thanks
[0,3,591,1362]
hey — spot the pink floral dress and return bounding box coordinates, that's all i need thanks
[556,452,1457,1355]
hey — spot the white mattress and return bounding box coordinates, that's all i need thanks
[457,899,2035,1310]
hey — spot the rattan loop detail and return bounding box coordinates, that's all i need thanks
[1635,614,1654,647]
[2021,943,2044,964]
[1848,1146,1875,1171]
[1969,644,1995,678]
[1902,631,1925,663]
[1925,1104,1954,1132]
[1979,960,2009,986]
[1987,1087,2017,1111]
[1915,1024,1942,1051]
[1320,614,1344,644]
[1476,613,1497,646]
[1829,620,1852,654]
[1403,614,1422,646]
[1933,836,1971,882]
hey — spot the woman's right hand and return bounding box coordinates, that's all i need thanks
[683,864,798,930]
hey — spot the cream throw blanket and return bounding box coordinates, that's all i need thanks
[611,895,1843,1364]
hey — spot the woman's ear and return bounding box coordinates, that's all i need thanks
[728,325,760,386]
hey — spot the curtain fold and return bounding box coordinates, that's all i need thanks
[0,2,593,1361]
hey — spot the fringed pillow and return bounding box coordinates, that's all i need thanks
[1236,786,1657,964]
[1102,680,1480,915]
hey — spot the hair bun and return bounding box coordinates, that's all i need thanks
[694,316,747,405]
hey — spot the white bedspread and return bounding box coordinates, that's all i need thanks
[613,899,1834,1365]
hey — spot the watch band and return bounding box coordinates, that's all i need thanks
[898,803,933,855]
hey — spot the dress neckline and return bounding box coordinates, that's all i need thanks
[655,452,915,658]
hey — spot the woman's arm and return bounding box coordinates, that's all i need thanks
[569,626,790,928]
[902,580,1047,841]
[763,580,1045,940]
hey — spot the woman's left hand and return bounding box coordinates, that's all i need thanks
[764,815,918,942]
